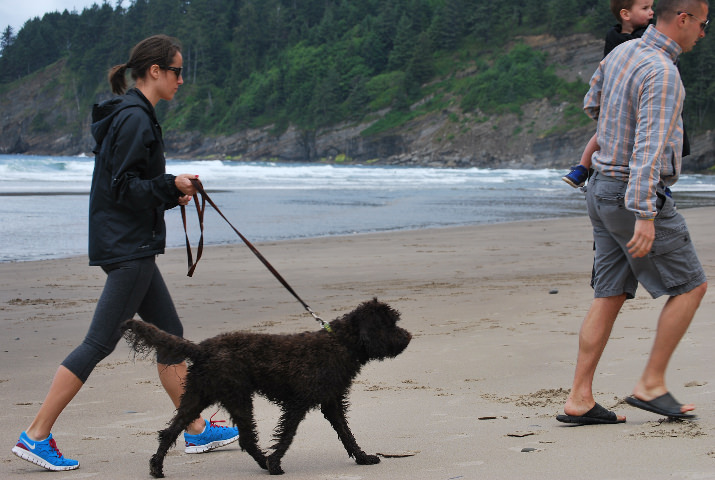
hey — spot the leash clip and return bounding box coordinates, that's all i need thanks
[307,308,332,333]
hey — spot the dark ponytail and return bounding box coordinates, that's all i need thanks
[108,64,130,95]
[107,34,182,95]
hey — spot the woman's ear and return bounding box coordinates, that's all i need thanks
[148,64,161,80]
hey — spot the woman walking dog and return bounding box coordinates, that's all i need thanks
[11,34,238,471]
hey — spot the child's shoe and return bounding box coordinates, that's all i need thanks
[184,419,239,454]
[562,165,589,188]
[12,431,79,471]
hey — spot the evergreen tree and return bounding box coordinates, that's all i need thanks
[1,26,15,54]
[407,31,433,84]
[680,33,715,129]
[548,0,580,37]
[388,14,413,71]
[429,0,464,50]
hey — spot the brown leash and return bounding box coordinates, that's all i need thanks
[180,178,331,332]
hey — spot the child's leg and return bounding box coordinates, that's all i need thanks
[563,133,599,188]
[580,133,599,169]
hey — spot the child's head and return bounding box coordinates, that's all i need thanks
[610,0,654,32]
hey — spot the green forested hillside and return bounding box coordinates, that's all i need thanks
[1,0,714,138]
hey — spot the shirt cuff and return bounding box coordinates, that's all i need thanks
[164,174,183,198]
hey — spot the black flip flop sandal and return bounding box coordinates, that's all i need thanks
[625,392,696,419]
[556,402,625,425]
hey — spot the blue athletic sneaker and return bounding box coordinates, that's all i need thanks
[562,165,590,188]
[184,419,239,454]
[12,431,79,471]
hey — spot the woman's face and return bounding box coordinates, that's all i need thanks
[158,52,184,102]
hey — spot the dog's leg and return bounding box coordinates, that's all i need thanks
[321,399,380,466]
[265,407,309,475]
[150,389,210,478]
[223,395,268,471]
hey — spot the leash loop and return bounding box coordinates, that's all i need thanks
[181,178,330,332]
[180,189,205,277]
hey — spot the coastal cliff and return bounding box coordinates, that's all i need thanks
[2,33,713,172]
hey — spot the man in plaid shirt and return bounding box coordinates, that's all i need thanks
[558,0,709,425]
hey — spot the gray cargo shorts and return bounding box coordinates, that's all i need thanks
[586,172,706,299]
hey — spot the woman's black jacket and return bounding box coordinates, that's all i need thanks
[88,88,182,266]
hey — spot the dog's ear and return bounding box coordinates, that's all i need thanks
[359,322,372,351]
[372,300,400,327]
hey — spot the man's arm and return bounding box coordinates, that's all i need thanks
[625,66,684,220]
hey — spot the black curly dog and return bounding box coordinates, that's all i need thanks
[122,298,411,477]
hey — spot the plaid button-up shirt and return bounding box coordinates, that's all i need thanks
[584,25,684,220]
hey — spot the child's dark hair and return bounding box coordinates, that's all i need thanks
[610,0,637,22]
[107,34,182,95]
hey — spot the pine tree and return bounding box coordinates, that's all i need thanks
[388,14,413,71]
[1,25,15,53]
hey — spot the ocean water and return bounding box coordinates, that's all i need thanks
[2,154,715,263]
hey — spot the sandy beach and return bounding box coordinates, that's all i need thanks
[2,208,714,479]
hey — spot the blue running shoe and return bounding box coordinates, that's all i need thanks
[12,432,79,471]
[184,419,239,454]
[562,165,589,188]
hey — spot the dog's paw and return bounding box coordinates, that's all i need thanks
[355,453,381,465]
[150,455,165,478]
[266,457,285,475]
[149,465,165,478]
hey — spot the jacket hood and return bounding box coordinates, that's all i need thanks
[91,88,153,149]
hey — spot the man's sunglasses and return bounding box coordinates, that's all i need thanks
[678,11,710,32]
[160,65,183,78]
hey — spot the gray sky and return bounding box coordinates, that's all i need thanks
[1,1,104,33]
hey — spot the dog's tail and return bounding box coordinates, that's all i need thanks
[121,318,202,362]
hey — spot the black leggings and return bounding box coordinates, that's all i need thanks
[62,256,184,383]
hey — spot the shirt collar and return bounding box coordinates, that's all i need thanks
[642,24,682,64]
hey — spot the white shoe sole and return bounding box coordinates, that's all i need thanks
[12,446,79,471]
[562,176,584,188]
[185,434,239,454]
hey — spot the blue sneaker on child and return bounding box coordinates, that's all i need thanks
[562,165,590,188]
[12,431,79,471]
[184,419,239,454]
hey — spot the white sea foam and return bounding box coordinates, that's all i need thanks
[2,154,714,262]
[2,155,714,193]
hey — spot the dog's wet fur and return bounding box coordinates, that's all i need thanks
[122,298,411,477]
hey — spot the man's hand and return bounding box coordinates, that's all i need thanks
[627,218,655,258]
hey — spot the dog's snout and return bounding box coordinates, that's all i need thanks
[399,327,412,342]
[391,326,412,354]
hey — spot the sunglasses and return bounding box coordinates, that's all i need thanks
[678,11,710,31]
[160,65,183,78]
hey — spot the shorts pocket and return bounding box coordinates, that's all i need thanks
[649,233,698,289]
[593,180,625,203]
[655,190,676,218]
